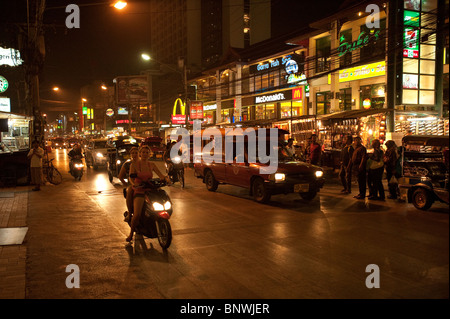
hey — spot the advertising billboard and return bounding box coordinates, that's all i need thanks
[115,76,148,104]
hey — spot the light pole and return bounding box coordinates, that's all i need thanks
[141,53,188,128]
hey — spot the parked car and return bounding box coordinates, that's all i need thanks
[84,138,109,169]
[142,136,165,159]
[193,128,325,203]
[398,135,449,211]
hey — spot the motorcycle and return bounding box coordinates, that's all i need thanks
[124,178,173,249]
[165,155,185,188]
[69,155,84,181]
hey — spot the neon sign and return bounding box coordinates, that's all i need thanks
[338,30,381,57]
[0,47,23,66]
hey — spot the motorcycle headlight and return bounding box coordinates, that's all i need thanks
[96,152,104,158]
[315,170,324,178]
[274,173,285,182]
[152,202,165,211]
[116,160,121,165]
[164,201,172,210]
[74,163,84,168]
[172,156,181,164]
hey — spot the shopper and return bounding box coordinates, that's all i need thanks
[339,135,354,194]
[27,140,44,191]
[384,140,400,199]
[348,136,367,199]
[309,134,322,166]
[367,139,385,200]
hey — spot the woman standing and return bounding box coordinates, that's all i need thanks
[384,140,400,200]
[126,145,170,243]
[367,139,385,200]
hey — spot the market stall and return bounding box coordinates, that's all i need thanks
[0,111,33,186]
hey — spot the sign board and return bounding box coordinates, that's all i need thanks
[254,90,292,104]
[0,97,11,112]
[0,76,8,93]
[118,107,128,115]
[329,61,386,84]
[0,47,23,66]
[82,106,88,115]
[115,75,149,104]
[106,108,114,116]
[403,10,420,58]
[172,114,186,124]
[190,101,203,119]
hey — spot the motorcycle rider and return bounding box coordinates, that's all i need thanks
[119,147,139,221]
[163,141,180,180]
[126,145,171,243]
[68,143,83,174]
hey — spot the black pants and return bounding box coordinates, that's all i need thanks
[357,168,366,197]
[386,170,399,199]
[368,167,385,199]
[339,164,351,192]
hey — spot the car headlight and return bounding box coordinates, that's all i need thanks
[116,160,121,165]
[96,152,104,158]
[420,176,431,182]
[315,170,324,178]
[172,156,181,164]
[152,202,165,211]
[274,173,285,181]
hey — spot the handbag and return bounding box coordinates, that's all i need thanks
[388,175,398,185]
[369,159,384,170]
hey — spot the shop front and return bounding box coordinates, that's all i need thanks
[0,111,33,186]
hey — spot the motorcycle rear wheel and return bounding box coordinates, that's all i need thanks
[157,219,172,249]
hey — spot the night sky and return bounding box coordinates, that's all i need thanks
[0,0,345,118]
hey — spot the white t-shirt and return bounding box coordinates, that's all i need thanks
[28,147,44,167]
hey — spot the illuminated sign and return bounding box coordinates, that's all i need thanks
[171,115,186,124]
[173,98,185,115]
[292,88,303,100]
[329,61,386,83]
[82,107,87,115]
[363,98,371,109]
[403,74,419,89]
[250,54,304,75]
[338,30,381,57]
[0,76,8,93]
[106,108,114,116]
[0,97,11,112]
[118,107,128,115]
[190,101,203,120]
[204,104,217,111]
[0,47,23,66]
[403,10,420,58]
[254,91,292,104]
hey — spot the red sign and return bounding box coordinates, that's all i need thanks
[292,87,303,100]
[172,114,186,124]
[190,101,204,120]
[116,119,132,124]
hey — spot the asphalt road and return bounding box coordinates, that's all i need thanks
[24,148,449,300]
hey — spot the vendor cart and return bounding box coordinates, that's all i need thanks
[398,135,449,211]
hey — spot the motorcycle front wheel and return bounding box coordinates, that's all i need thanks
[177,169,185,188]
[157,219,172,249]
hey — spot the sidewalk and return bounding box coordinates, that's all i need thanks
[0,186,29,299]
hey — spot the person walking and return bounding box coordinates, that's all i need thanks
[348,136,367,199]
[384,140,400,199]
[309,134,322,166]
[27,140,44,191]
[339,135,354,194]
[367,139,385,200]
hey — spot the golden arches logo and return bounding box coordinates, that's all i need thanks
[173,98,185,115]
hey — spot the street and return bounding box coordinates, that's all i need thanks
[21,149,449,299]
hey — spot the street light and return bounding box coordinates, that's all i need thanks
[141,53,188,127]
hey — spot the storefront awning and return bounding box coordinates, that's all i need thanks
[317,108,392,120]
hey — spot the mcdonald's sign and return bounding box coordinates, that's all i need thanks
[292,87,303,100]
[173,98,185,116]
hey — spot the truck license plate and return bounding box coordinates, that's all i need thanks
[294,183,309,193]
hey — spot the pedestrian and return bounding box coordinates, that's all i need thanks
[309,134,322,166]
[384,140,400,199]
[286,138,296,158]
[27,140,44,191]
[367,139,385,200]
[347,136,367,199]
[339,135,354,194]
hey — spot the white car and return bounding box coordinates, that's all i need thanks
[84,138,109,169]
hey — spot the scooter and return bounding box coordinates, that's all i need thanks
[124,178,173,249]
[70,155,84,181]
[165,155,185,188]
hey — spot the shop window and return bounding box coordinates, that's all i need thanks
[280,101,303,118]
[339,29,352,68]
[403,89,418,104]
[339,88,352,111]
[316,36,331,73]
[221,109,232,123]
[419,90,435,105]
[420,75,435,90]
[420,44,436,60]
[403,58,419,73]
[359,19,386,62]
[316,92,332,115]
[265,104,276,119]
[360,84,385,109]
[420,60,435,74]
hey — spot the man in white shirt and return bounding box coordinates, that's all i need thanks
[27,140,44,191]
